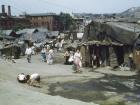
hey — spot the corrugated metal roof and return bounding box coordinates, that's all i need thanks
[20,32,46,42]
[2,30,13,36]
[47,31,59,37]
[37,28,48,33]
[16,28,48,34]
[16,28,38,34]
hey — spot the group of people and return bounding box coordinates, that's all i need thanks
[19,45,82,88]
[25,44,54,64]
[40,45,54,65]
[64,49,82,73]
[17,73,40,86]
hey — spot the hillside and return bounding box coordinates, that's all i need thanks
[119,7,140,17]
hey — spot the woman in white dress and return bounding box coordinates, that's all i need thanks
[47,49,54,65]
[73,49,82,73]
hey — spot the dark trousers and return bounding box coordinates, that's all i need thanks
[27,54,31,63]
[41,53,46,62]
[64,56,70,65]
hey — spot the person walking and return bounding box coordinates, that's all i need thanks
[73,49,82,73]
[41,47,46,62]
[68,51,74,65]
[64,50,70,65]
[47,48,54,65]
[25,46,32,63]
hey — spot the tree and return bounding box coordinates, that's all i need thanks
[59,12,73,31]
[12,23,24,32]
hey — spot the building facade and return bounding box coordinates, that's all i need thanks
[0,5,30,30]
[26,13,60,31]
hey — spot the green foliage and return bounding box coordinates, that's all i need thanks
[88,35,97,41]
[12,23,24,32]
[59,12,73,31]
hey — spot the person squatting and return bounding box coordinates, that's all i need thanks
[17,73,40,86]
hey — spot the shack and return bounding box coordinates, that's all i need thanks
[80,40,124,68]
[134,35,140,71]
[81,21,140,69]
[0,44,21,59]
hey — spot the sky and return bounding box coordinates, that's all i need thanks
[0,0,140,15]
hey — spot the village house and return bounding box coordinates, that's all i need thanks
[80,20,140,70]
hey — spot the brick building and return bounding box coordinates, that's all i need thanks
[0,5,30,30]
[26,13,60,31]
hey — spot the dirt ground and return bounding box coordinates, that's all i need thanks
[0,52,137,105]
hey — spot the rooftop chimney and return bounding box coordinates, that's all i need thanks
[8,5,11,16]
[2,5,5,13]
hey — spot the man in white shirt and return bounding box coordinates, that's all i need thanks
[27,73,40,86]
[25,46,32,63]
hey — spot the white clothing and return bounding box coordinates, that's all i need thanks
[41,48,46,53]
[31,46,35,54]
[60,39,64,47]
[18,74,26,81]
[47,45,50,50]
[49,49,54,54]
[74,52,82,60]
[30,73,40,80]
[68,55,74,62]
[47,53,54,64]
[25,48,32,55]
[74,52,82,67]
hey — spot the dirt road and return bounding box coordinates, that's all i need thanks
[0,53,137,105]
[0,54,100,105]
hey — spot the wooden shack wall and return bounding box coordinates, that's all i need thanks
[80,44,131,68]
[80,44,110,67]
[1,46,21,59]
[133,50,140,70]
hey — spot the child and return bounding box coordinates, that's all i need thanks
[27,73,40,86]
[17,73,27,83]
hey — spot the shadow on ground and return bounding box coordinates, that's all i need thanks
[48,74,140,104]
